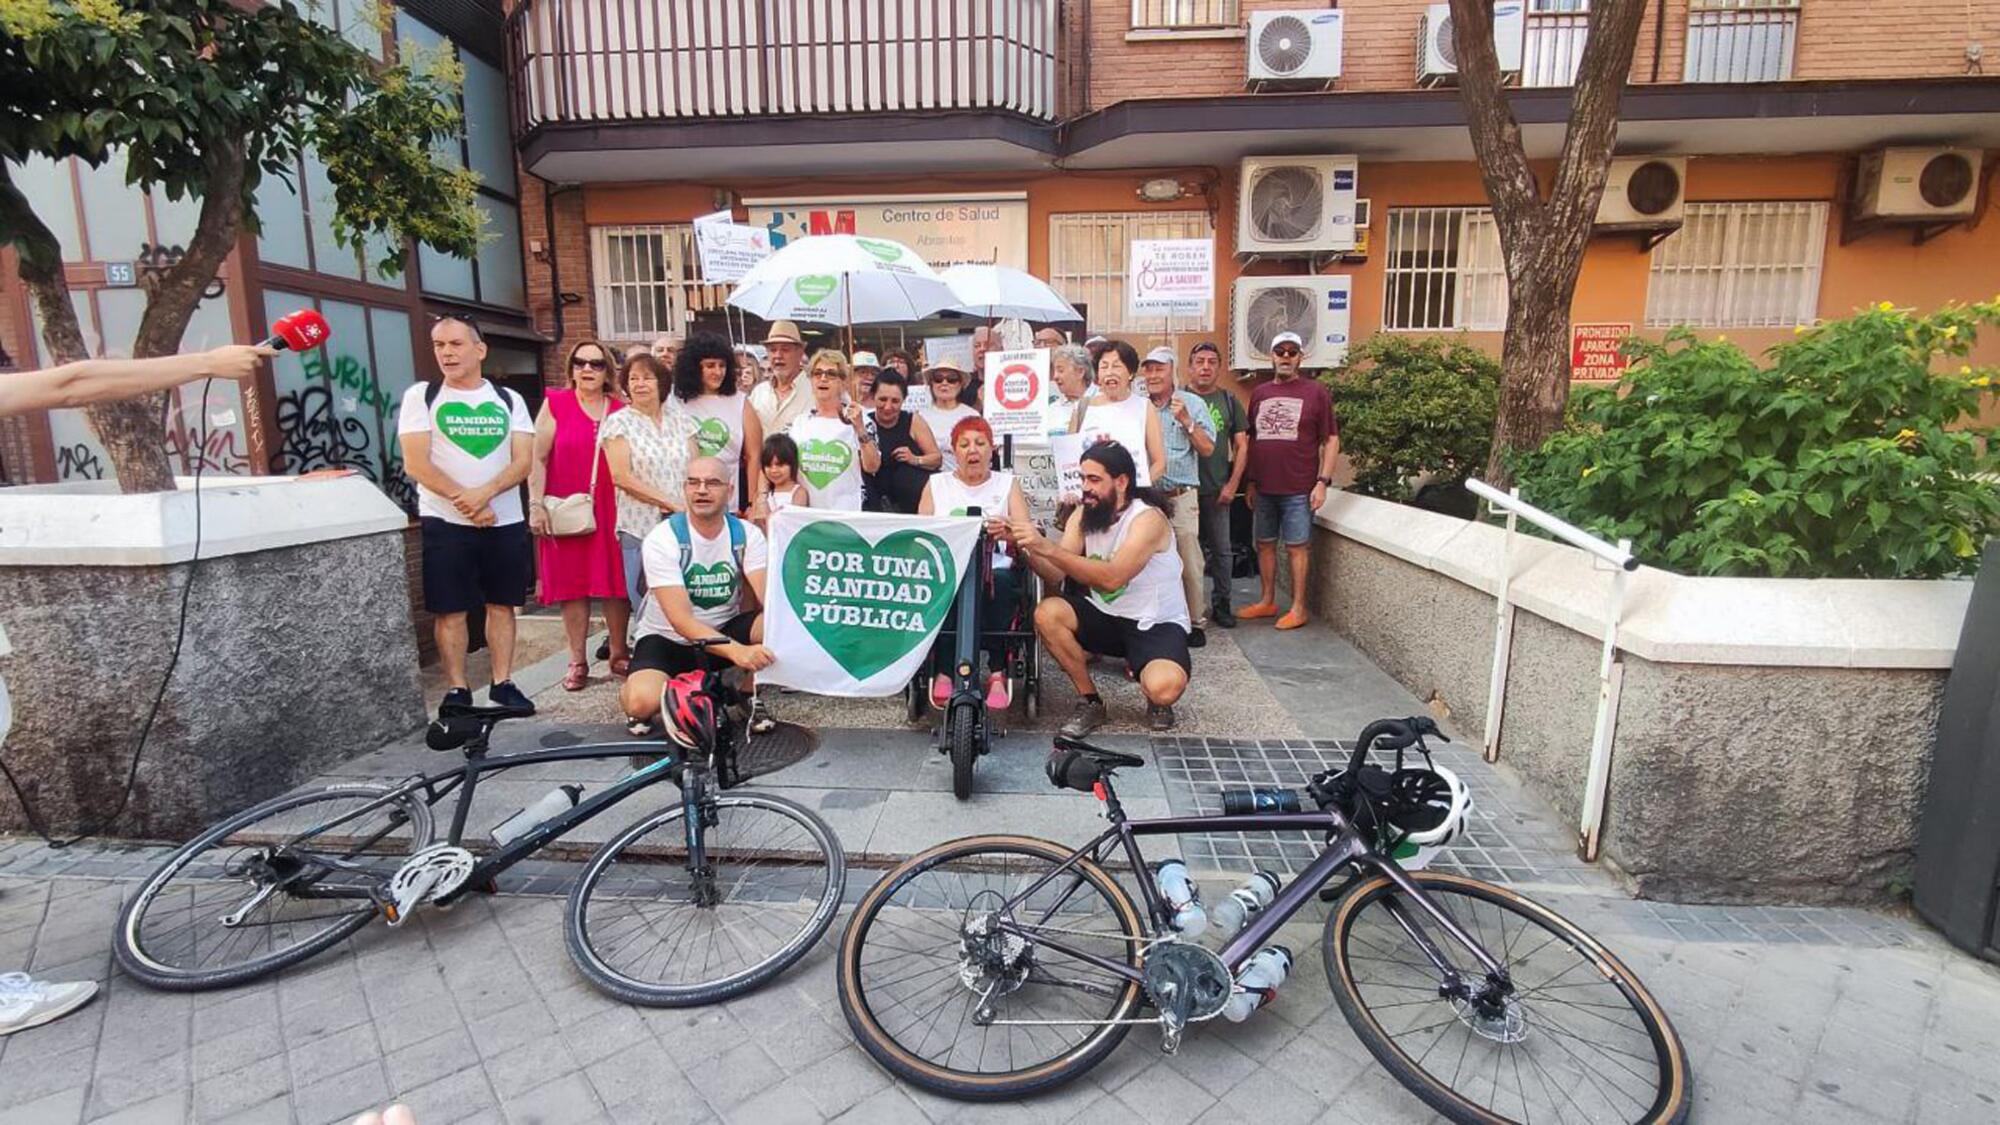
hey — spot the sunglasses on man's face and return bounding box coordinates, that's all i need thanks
[572,356,608,370]
[1272,347,1302,358]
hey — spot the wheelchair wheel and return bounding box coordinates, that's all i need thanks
[905,674,927,725]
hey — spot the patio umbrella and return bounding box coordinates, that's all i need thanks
[940,263,1082,323]
[727,235,958,342]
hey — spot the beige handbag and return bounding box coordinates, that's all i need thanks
[542,402,607,537]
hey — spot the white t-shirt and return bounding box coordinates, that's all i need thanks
[919,403,980,472]
[787,413,866,512]
[929,471,1019,570]
[749,377,810,434]
[637,516,770,644]
[396,380,536,525]
[601,404,699,539]
[1082,500,1187,632]
[678,392,749,498]
[1074,393,1154,487]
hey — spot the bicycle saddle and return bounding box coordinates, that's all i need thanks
[1047,737,1144,793]
[425,702,532,751]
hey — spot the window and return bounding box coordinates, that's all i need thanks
[1685,0,1799,82]
[1131,1,1237,29]
[1382,208,1508,331]
[1646,202,1826,328]
[1047,210,1214,333]
[591,225,732,343]
[1521,0,1590,87]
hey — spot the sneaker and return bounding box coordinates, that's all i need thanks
[1212,602,1237,629]
[1187,628,1208,649]
[748,695,777,735]
[0,973,97,1037]
[1061,698,1109,738]
[439,687,473,717]
[984,672,1012,711]
[595,638,611,661]
[930,673,954,708]
[488,680,536,715]
[1147,703,1177,732]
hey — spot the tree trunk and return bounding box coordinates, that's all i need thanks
[1489,284,1575,475]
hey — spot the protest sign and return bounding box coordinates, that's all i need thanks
[691,210,773,283]
[763,508,981,696]
[1051,432,1088,505]
[1129,239,1214,315]
[983,349,1049,442]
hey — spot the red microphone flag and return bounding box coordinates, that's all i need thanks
[264,309,332,352]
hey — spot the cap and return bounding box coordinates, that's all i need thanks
[852,351,880,368]
[1189,341,1221,358]
[1270,331,1304,350]
[763,320,804,346]
[1143,346,1177,367]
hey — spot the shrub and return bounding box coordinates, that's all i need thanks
[1324,335,1499,505]
[1513,302,2000,578]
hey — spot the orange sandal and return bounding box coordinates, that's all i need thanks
[1277,609,1310,630]
[1238,602,1280,620]
[562,661,589,691]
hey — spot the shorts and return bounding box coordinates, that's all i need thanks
[629,612,758,678]
[1253,491,1314,546]
[421,518,534,614]
[1062,593,1191,677]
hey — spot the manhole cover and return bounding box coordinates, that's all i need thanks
[735,721,819,780]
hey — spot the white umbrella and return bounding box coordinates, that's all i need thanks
[727,235,957,329]
[941,264,1082,323]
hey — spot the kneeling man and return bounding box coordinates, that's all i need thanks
[622,456,776,737]
[1011,440,1191,735]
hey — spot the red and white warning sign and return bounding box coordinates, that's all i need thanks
[1571,323,1633,382]
[983,348,1049,441]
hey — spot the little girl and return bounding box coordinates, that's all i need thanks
[754,433,811,530]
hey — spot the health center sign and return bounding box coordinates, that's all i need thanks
[745,193,1028,271]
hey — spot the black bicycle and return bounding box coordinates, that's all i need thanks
[836,717,1690,1123]
[113,639,845,1007]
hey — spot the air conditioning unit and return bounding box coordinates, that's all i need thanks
[1247,9,1344,83]
[1232,275,1353,370]
[1417,1,1525,87]
[1596,157,1686,231]
[1852,147,1984,221]
[1237,155,1360,256]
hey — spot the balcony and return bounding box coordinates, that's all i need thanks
[507,0,1070,179]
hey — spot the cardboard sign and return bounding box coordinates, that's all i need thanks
[983,349,1049,442]
[1051,432,1088,504]
[691,210,773,283]
[1571,323,1633,382]
[1129,238,1214,314]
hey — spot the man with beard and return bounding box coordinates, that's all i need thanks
[748,320,811,434]
[1010,440,1191,735]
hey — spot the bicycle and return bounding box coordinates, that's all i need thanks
[113,638,846,1008]
[835,716,1690,1123]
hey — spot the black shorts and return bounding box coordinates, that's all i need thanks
[420,518,533,614]
[1063,593,1191,676]
[629,613,758,677]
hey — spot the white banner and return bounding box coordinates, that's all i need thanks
[763,507,982,697]
[746,193,1029,271]
[692,211,774,283]
[983,349,1048,442]
[1129,238,1214,314]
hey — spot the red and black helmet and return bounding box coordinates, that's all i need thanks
[660,672,721,753]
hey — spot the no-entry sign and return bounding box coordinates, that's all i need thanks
[984,349,1049,442]
[1571,323,1633,382]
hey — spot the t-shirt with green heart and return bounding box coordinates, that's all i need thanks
[636,516,771,644]
[676,391,748,496]
[397,380,536,525]
[787,413,865,512]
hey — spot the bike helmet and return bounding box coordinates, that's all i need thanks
[660,672,721,753]
[1384,764,1472,848]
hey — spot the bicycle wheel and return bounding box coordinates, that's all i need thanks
[565,790,844,1007]
[838,835,1146,1101]
[947,705,977,801]
[1325,871,1691,1125]
[115,784,434,991]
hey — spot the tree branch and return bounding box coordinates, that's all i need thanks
[0,164,90,365]
[1547,0,1651,238]
[132,138,248,360]
[1449,0,1544,258]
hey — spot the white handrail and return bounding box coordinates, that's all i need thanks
[1466,478,1638,572]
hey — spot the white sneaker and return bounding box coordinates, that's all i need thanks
[0,972,98,1036]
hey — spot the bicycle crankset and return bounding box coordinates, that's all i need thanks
[1141,942,1231,1054]
[385,845,476,926]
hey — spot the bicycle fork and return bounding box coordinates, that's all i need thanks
[1369,862,1516,1023]
[683,770,721,907]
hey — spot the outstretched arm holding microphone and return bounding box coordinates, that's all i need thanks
[0,343,276,418]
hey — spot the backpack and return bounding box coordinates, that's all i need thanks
[424,378,524,416]
[668,511,748,593]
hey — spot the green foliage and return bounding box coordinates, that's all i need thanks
[1513,303,2000,578]
[0,0,480,275]
[1322,335,1500,503]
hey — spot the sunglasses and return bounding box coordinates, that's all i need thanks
[572,356,609,370]
[811,369,842,379]
[1272,347,1302,358]
[935,373,964,383]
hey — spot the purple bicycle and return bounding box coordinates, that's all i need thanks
[835,716,1690,1124]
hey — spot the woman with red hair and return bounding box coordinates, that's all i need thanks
[919,414,1031,710]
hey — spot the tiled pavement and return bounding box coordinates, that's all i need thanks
[3,603,2000,1123]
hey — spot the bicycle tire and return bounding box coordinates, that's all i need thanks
[948,705,977,801]
[1324,871,1691,1125]
[837,835,1146,1101]
[114,783,434,991]
[565,791,845,1007]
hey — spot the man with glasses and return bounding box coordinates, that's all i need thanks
[749,320,811,434]
[1241,331,1340,630]
[1141,346,1216,644]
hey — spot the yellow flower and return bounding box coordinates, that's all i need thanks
[1943,325,1959,339]
[1878,301,1896,313]
[1793,325,1808,335]
[1974,376,1993,388]
[1963,365,1974,375]
[1581,466,1597,479]
[1894,428,1919,446]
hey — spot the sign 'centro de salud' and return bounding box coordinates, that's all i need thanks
[746,193,1029,271]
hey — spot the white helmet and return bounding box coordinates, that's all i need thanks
[1382,765,1471,869]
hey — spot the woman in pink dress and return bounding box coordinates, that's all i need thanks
[529,340,628,690]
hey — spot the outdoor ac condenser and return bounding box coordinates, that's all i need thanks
[1852,148,1984,221]
[1231,275,1353,370]
[1417,1,1525,87]
[1237,155,1360,256]
[1246,9,1345,82]
[1596,157,1687,231]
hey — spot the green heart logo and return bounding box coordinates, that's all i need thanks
[1088,553,1127,603]
[794,275,838,305]
[783,523,958,680]
[799,438,853,489]
[694,416,731,456]
[683,560,738,609]
[435,402,510,458]
[857,238,903,263]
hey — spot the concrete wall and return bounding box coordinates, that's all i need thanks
[1298,490,1966,905]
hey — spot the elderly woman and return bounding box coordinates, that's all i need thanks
[1071,339,1166,486]
[917,357,981,473]
[676,334,763,515]
[919,414,1031,710]
[602,352,700,639]
[529,339,629,691]
[781,348,879,511]
[1048,342,1094,437]
[862,368,940,513]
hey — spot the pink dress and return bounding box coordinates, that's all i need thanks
[537,389,627,602]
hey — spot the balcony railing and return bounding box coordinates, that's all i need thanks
[1684,1,1799,83]
[1521,1,1589,88]
[507,0,1065,133]
[1131,0,1237,30]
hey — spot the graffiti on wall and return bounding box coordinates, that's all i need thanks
[271,349,416,512]
[55,443,105,480]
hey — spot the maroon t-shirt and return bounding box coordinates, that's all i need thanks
[1246,378,1338,496]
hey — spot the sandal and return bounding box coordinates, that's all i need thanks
[626,716,657,738]
[610,655,631,679]
[562,661,589,692]
[749,695,777,735]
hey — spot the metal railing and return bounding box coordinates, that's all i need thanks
[1684,2,1800,83]
[507,0,1066,133]
[1521,10,1590,87]
[1131,0,1237,29]
[1465,479,1639,863]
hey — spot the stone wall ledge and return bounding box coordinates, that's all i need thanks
[1317,490,1971,670]
[0,475,409,566]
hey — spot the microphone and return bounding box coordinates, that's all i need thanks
[261,309,333,352]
